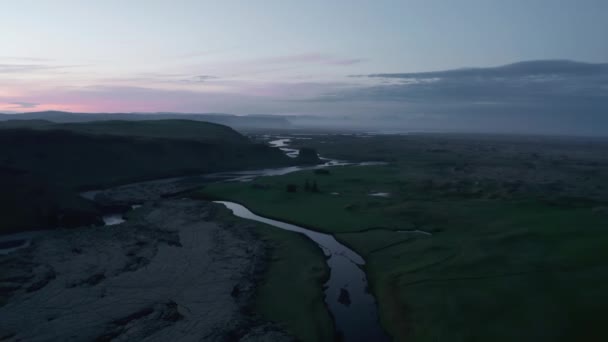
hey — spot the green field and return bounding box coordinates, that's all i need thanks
[253,226,334,342]
[200,164,608,341]
[212,205,334,342]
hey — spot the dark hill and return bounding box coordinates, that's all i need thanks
[0,119,250,144]
[0,122,292,234]
[0,128,287,189]
[0,111,293,130]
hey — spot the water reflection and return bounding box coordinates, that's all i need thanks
[102,214,125,226]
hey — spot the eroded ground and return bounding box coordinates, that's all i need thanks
[0,199,292,341]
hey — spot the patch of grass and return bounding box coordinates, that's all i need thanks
[201,165,419,234]
[211,204,334,342]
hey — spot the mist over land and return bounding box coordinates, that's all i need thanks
[3,59,607,136]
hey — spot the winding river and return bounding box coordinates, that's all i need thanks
[216,201,389,341]
[214,137,389,341]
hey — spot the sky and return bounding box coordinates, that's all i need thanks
[1,0,607,133]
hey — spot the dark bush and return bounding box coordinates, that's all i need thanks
[296,148,321,164]
[311,181,320,193]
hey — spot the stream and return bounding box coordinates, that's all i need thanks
[209,138,389,340]
[216,201,389,341]
[211,137,390,341]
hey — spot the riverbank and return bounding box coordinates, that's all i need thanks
[252,224,334,342]
[215,201,388,342]
[1,184,337,342]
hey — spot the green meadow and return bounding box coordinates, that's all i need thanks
[200,163,608,341]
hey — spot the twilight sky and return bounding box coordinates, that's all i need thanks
[1,0,607,133]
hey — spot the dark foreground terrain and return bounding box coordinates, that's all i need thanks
[0,199,294,341]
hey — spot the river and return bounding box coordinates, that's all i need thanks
[216,201,389,341]
[213,137,389,341]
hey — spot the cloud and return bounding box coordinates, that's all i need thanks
[309,60,608,135]
[358,60,608,79]
[0,64,57,73]
[10,102,39,109]
[0,83,346,114]
[0,63,86,74]
[3,59,606,135]
[178,75,219,83]
[327,60,608,105]
[196,75,218,81]
[0,56,53,62]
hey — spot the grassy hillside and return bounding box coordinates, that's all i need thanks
[0,119,249,143]
[0,111,293,129]
[0,128,288,188]
[0,121,292,234]
[0,119,52,129]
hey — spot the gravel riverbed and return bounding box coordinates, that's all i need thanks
[0,199,293,341]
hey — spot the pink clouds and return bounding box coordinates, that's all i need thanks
[0,85,293,113]
[0,51,369,114]
[0,80,367,115]
[1,87,191,113]
[0,101,89,113]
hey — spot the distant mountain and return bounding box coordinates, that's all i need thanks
[0,111,293,130]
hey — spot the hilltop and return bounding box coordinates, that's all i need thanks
[0,111,293,130]
[0,119,250,144]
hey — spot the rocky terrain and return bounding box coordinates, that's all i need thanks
[0,199,293,341]
[82,176,212,209]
